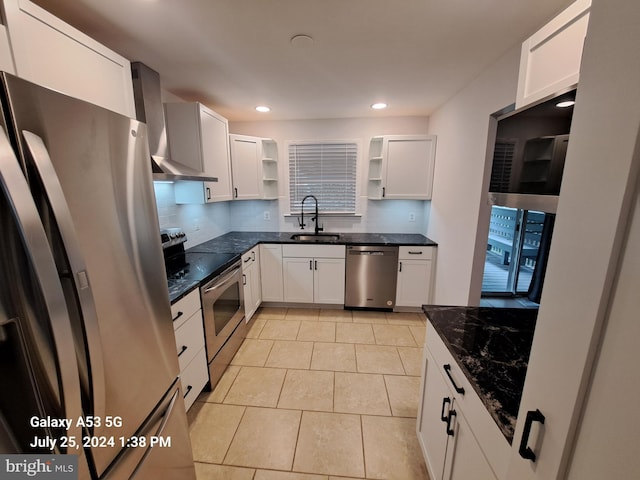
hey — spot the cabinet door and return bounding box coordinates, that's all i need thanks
[200,107,233,201]
[250,258,262,312]
[515,0,590,109]
[230,135,261,200]
[314,258,345,304]
[243,249,262,320]
[444,408,497,480]
[242,263,255,320]
[282,257,314,303]
[396,259,432,307]
[384,136,436,199]
[4,0,135,117]
[260,244,284,302]
[417,348,451,480]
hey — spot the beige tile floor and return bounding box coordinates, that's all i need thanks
[188,307,430,480]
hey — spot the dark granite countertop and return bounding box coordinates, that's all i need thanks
[168,231,437,303]
[188,231,437,254]
[422,305,537,443]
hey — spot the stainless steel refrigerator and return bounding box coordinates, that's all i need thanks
[0,73,195,479]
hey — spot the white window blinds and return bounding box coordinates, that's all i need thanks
[288,141,357,213]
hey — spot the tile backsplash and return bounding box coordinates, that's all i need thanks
[154,182,428,248]
[154,182,231,248]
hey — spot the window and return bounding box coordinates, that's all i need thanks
[288,141,357,213]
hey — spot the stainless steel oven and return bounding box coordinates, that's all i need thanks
[200,260,246,388]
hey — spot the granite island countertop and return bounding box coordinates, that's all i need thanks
[167,231,436,303]
[422,305,537,443]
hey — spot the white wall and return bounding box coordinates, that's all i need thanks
[229,116,430,234]
[426,46,521,305]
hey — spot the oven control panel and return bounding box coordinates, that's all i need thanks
[161,228,187,249]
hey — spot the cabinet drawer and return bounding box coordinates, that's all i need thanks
[282,244,345,258]
[242,247,258,269]
[425,322,511,479]
[180,348,208,411]
[399,246,434,260]
[174,310,205,372]
[171,288,201,329]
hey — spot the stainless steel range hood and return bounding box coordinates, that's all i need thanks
[131,62,218,182]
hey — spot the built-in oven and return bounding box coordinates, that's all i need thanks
[200,261,246,388]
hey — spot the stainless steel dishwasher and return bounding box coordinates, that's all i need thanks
[345,245,399,310]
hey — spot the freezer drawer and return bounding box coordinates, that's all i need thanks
[102,383,195,480]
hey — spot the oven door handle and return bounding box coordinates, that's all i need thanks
[202,266,241,295]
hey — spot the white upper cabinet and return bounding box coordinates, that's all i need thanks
[368,135,437,200]
[165,102,233,203]
[229,134,279,200]
[515,0,591,109]
[2,0,135,117]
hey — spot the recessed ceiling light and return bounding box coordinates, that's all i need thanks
[556,100,575,108]
[255,106,271,113]
[371,103,387,110]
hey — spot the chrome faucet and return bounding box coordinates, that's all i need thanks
[299,195,324,234]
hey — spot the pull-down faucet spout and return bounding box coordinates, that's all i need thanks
[298,195,324,234]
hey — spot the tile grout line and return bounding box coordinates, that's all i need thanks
[359,414,367,480]
[219,403,248,467]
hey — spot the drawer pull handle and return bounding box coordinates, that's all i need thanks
[183,385,193,398]
[446,409,457,436]
[177,345,188,357]
[440,397,451,422]
[408,251,423,255]
[172,311,184,322]
[519,409,545,462]
[443,364,465,394]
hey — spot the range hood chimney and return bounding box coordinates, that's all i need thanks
[131,61,218,182]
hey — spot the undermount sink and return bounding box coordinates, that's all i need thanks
[290,233,341,243]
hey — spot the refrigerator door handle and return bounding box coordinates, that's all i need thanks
[0,126,83,449]
[21,130,106,425]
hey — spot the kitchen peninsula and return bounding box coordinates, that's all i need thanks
[418,305,537,479]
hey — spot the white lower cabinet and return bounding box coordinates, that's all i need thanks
[396,246,435,307]
[241,246,261,321]
[282,245,345,305]
[444,405,497,480]
[418,321,509,480]
[259,244,284,302]
[171,289,208,411]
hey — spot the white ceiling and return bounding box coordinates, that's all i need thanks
[33,0,574,122]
